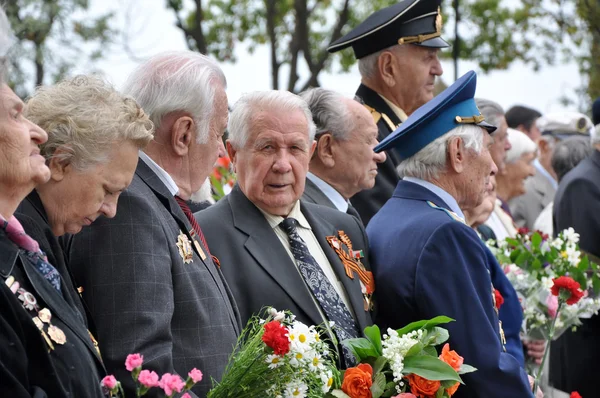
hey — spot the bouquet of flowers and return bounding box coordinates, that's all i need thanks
[329,316,476,398]
[101,353,203,397]
[210,156,236,201]
[207,308,339,398]
[487,228,600,341]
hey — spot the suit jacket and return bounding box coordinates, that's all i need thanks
[301,177,337,209]
[367,181,532,398]
[195,185,373,344]
[64,159,241,397]
[510,171,556,229]
[0,231,105,397]
[550,150,600,397]
[350,84,403,226]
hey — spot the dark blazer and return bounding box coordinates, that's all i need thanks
[367,181,532,398]
[64,159,241,397]
[351,84,403,225]
[0,230,105,397]
[301,177,336,209]
[195,185,373,339]
[550,150,600,397]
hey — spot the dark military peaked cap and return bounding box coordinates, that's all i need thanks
[328,0,449,59]
[375,70,496,158]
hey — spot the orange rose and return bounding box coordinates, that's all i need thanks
[407,374,441,397]
[439,343,463,371]
[341,363,373,398]
[446,382,460,396]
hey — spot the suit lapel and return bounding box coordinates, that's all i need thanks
[301,203,370,332]
[303,178,337,209]
[228,186,324,326]
[531,173,555,207]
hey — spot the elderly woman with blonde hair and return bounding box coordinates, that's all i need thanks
[0,75,153,396]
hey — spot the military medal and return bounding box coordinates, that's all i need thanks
[18,288,37,311]
[38,308,52,323]
[4,275,14,287]
[193,239,207,261]
[48,325,66,345]
[176,231,194,264]
[33,316,55,351]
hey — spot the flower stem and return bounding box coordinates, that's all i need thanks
[533,301,564,392]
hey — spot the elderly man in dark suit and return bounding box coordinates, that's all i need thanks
[64,51,241,397]
[327,0,448,225]
[550,123,600,397]
[195,90,374,366]
[368,71,540,397]
[299,88,386,222]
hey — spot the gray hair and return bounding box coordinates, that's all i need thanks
[0,5,15,83]
[228,90,316,149]
[551,137,593,182]
[358,44,399,79]
[299,88,354,139]
[505,128,537,164]
[397,124,484,180]
[592,124,600,146]
[122,51,226,144]
[475,98,505,132]
[26,75,154,171]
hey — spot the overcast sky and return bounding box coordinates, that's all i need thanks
[76,0,586,115]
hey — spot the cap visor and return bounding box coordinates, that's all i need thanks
[414,36,450,48]
[478,121,496,134]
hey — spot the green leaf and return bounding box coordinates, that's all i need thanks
[531,232,542,248]
[372,356,388,374]
[428,327,450,345]
[382,382,397,398]
[342,338,378,361]
[423,345,438,356]
[396,316,455,336]
[403,356,462,383]
[405,342,425,357]
[578,255,590,271]
[371,372,386,398]
[328,390,351,398]
[458,364,478,375]
[515,251,529,267]
[593,273,600,295]
[364,325,383,356]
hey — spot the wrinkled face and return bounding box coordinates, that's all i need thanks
[0,84,50,194]
[505,151,536,197]
[45,140,140,236]
[462,131,498,210]
[230,109,315,216]
[392,45,443,114]
[188,85,228,193]
[333,100,386,197]
[489,117,510,175]
[465,175,497,227]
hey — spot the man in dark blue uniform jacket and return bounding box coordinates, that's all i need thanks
[367,71,539,397]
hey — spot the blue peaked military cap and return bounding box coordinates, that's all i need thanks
[328,0,449,59]
[375,70,496,158]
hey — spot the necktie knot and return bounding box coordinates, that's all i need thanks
[280,217,299,234]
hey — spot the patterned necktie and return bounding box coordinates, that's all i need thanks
[280,217,359,366]
[174,195,211,256]
[0,215,61,292]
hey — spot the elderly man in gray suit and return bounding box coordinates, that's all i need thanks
[64,51,241,397]
[299,88,386,222]
[195,90,374,367]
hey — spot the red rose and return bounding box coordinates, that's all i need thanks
[551,276,584,305]
[570,392,582,398]
[262,321,291,355]
[493,289,504,310]
[342,363,373,398]
[517,227,530,236]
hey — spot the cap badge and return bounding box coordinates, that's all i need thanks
[455,115,485,124]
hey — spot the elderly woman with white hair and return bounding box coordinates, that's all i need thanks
[485,128,536,240]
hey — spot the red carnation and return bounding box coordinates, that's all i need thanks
[262,320,291,355]
[551,276,584,305]
[535,230,550,241]
[517,227,530,236]
[493,289,504,310]
[570,392,582,398]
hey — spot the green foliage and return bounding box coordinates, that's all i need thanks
[5,0,115,97]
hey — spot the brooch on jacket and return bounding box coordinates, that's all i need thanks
[326,231,375,311]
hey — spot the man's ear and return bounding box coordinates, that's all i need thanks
[226,140,237,172]
[171,115,196,157]
[378,51,397,88]
[315,134,335,167]
[47,146,74,182]
[538,138,551,155]
[447,136,466,174]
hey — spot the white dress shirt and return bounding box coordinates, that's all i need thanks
[139,151,179,196]
[379,94,408,122]
[306,172,348,212]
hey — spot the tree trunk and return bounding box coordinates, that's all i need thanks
[265,0,280,89]
[453,0,460,81]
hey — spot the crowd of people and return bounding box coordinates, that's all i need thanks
[1,0,599,397]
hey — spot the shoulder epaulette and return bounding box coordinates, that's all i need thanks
[363,104,382,124]
[426,201,466,224]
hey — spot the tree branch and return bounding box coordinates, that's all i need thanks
[265,0,281,89]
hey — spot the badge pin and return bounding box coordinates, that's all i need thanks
[48,325,66,345]
[176,231,194,264]
[33,316,55,351]
[17,288,37,311]
[38,308,52,324]
[193,239,207,261]
[4,275,14,287]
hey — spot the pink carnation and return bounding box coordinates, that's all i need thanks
[138,369,160,388]
[159,373,185,396]
[125,353,144,371]
[101,375,118,390]
[181,394,192,398]
[393,394,417,398]
[546,294,559,318]
[188,368,203,383]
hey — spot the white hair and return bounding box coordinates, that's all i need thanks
[299,88,354,139]
[397,124,484,180]
[505,128,537,164]
[475,98,505,131]
[228,90,316,149]
[122,51,226,144]
[358,44,400,79]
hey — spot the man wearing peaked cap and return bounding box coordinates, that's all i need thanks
[367,71,541,397]
[328,0,448,226]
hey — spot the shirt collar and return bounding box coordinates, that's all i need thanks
[306,172,348,212]
[257,200,312,231]
[378,94,408,122]
[139,151,179,197]
[533,159,558,190]
[403,177,466,221]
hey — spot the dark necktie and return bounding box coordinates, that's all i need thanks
[279,217,359,366]
[174,195,211,256]
[346,203,361,221]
